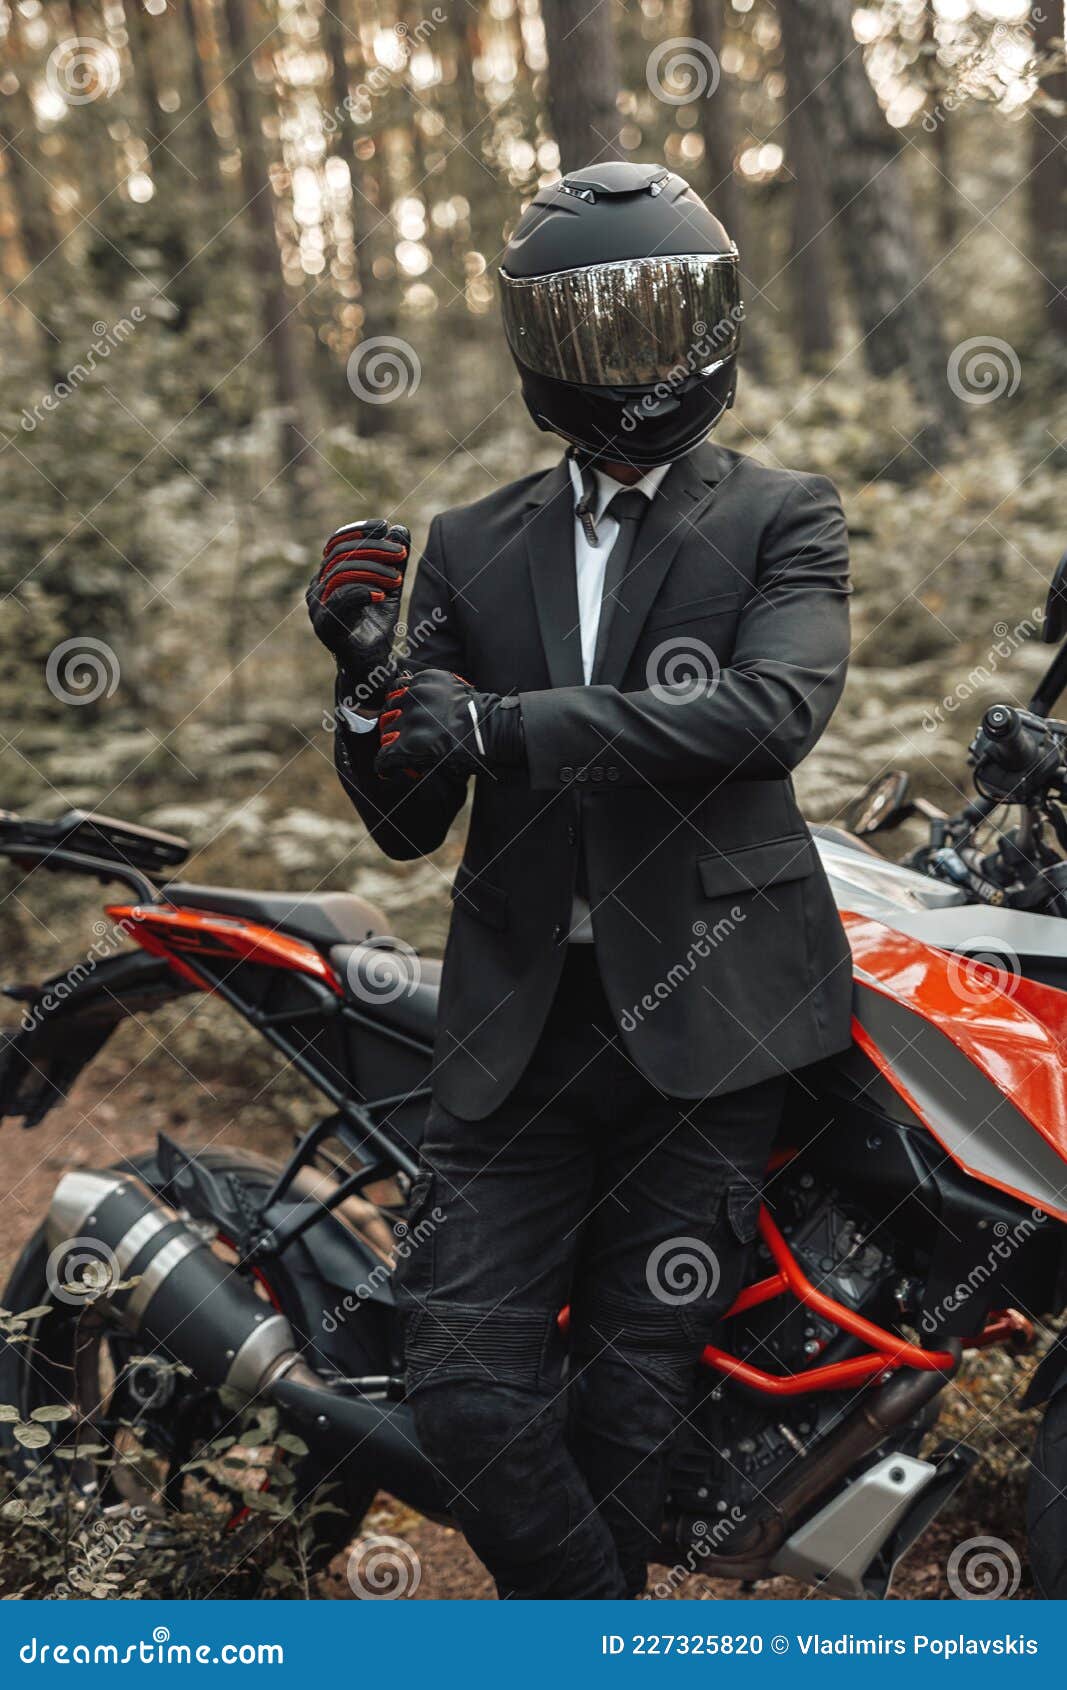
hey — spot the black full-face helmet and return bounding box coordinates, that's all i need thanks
[499,162,742,467]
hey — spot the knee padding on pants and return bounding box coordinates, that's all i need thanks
[404,1299,558,1394]
[570,1285,709,1391]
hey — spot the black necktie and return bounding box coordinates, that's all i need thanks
[574,487,650,915]
[591,487,649,682]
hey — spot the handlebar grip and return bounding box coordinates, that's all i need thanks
[982,704,1046,772]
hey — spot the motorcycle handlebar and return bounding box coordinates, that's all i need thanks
[981,704,1050,773]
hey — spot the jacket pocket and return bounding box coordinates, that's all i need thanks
[645,589,741,633]
[450,861,509,930]
[697,833,815,899]
[726,1180,763,1245]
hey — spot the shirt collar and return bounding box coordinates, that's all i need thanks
[566,455,671,523]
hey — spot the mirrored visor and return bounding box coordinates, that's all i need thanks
[499,253,741,389]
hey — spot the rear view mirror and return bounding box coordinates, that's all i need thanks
[1042,549,1067,644]
[844,771,916,838]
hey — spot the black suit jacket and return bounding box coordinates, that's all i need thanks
[335,441,853,1120]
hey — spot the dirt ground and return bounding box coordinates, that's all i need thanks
[0,1048,1036,1602]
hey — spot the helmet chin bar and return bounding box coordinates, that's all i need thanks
[526,372,737,468]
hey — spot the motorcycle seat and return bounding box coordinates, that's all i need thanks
[330,942,440,1043]
[163,883,389,950]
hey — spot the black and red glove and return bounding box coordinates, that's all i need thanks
[376,669,525,781]
[306,518,410,711]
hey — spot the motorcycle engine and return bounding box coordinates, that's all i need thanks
[665,1171,905,1539]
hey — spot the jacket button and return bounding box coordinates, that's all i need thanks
[591,766,604,782]
[606,766,620,782]
[567,826,577,845]
[560,765,574,781]
[575,767,589,782]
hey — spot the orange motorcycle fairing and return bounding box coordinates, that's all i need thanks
[843,909,1067,1224]
[106,903,346,999]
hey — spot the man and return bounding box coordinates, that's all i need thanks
[307,162,852,1598]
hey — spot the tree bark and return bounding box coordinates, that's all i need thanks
[922,0,956,250]
[220,0,315,489]
[176,0,224,191]
[540,0,623,174]
[690,0,742,243]
[1029,1,1067,343]
[780,0,961,459]
[782,30,835,366]
[319,0,396,427]
[122,0,175,164]
[1,14,66,354]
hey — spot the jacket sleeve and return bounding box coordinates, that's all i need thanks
[519,475,850,790]
[333,516,470,860]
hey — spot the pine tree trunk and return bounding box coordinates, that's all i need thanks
[319,0,399,430]
[177,0,223,191]
[1029,2,1067,343]
[783,37,835,366]
[122,0,174,164]
[922,1,957,250]
[688,0,764,372]
[1,15,66,356]
[540,0,623,174]
[780,0,961,459]
[690,0,742,242]
[220,0,315,490]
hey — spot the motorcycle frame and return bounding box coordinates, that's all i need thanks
[108,898,999,1399]
[0,833,1049,1404]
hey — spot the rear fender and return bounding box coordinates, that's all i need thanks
[0,949,193,1127]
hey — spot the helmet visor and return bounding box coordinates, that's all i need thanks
[499,253,741,389]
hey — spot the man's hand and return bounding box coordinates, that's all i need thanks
[376,669,525,780]
[306,519,410,711]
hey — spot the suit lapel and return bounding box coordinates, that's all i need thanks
[597,441,727,689]
[522,458,585,689]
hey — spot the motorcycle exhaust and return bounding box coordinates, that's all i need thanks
[271,1367,451,1514]
[46,1169,448,1510]
[47,1170,299,1402]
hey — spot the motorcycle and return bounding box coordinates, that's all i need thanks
[6,562,1067,1600]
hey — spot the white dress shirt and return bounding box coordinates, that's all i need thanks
[340,454,672,941]
[564,456,670,938]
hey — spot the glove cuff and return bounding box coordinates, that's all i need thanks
[478,694,526,768]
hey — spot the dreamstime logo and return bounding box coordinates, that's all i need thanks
[920,610,1043,734]
[347,336,422,404]
[947,336,1021,405]
[346,1534,422,1599]
[46,37,121,105]
[321,7,446,128]
[646,1237,720,1306]
[45,637,120,706]
[55,1508,146,1599]
[326,607,448,731]
[946,1535,1022,1599]
[19,915,138,1033]
[646,637,720,704]
[646,37,721,104]
[44,1236,119,1306]
[20,310,145,433]
[343,937,421,1004]
[647,1506,747,1598]
[620,306,743,434]
[920,1208,1046,1335]
[945,940,1021,1005]
[923,14,1045,130]
[621,910,745,1032]
[322,1201,446,1331]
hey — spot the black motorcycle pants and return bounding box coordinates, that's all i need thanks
[396,945,785,1599]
